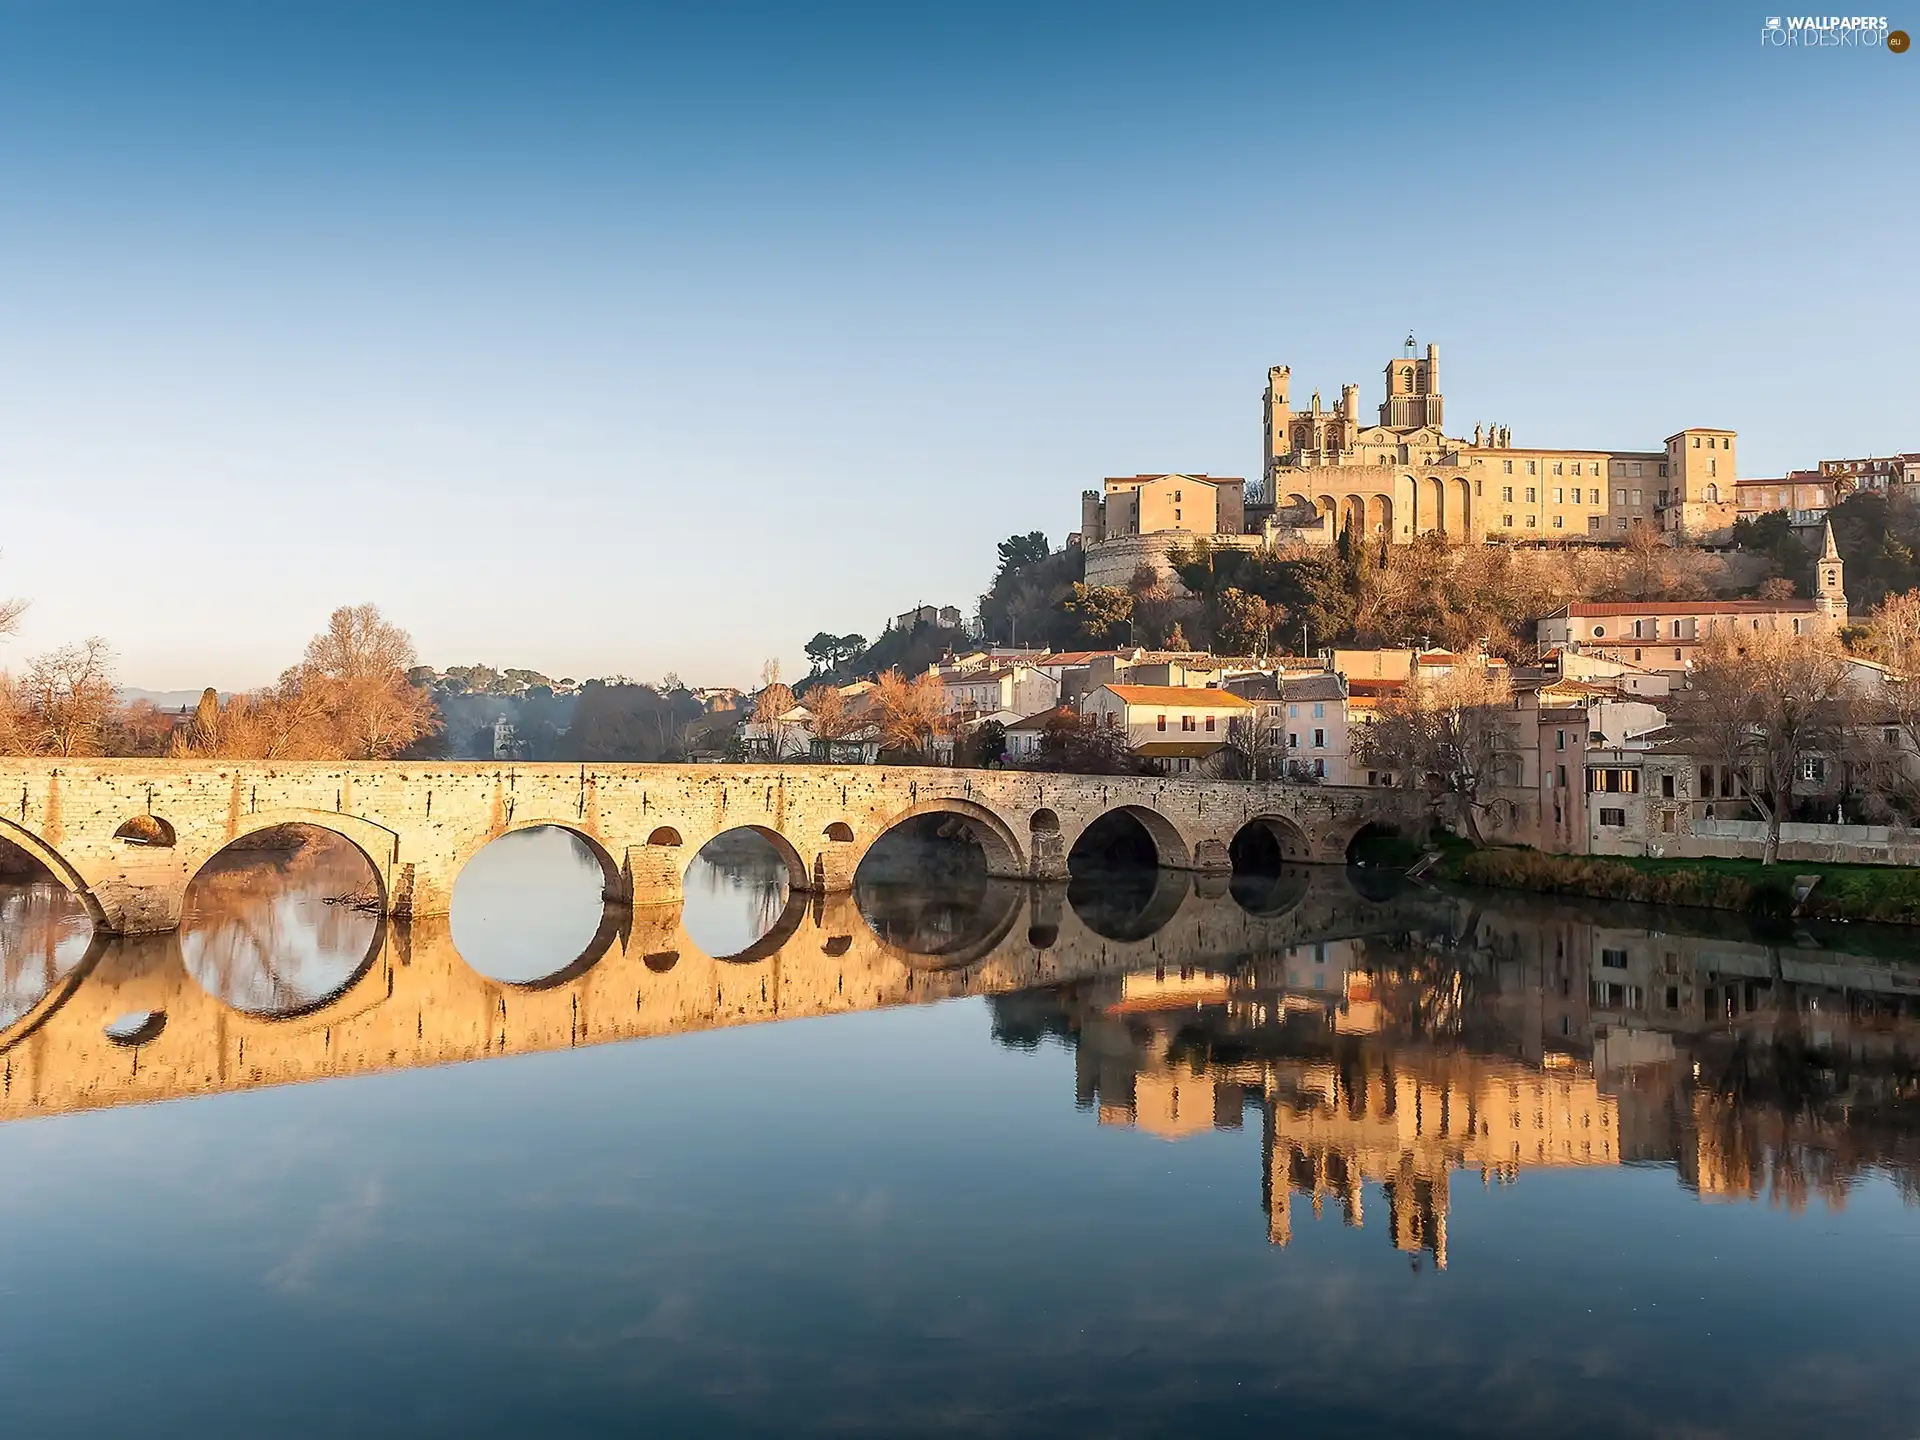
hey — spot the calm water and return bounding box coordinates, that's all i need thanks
[1,826,1918,1437]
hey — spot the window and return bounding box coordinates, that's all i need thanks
[1288,732,1299,748]
[1502,485,1513,502]
[1634,649,1642,661]
[1525,486,1537,502]
[1659,463,1669,478]
[1177,757,1191,773]
[1312,727,1325,747]
[1314,758,1326,778]
[1288,703,1297,718]
[1552,487,1563,503]
[1553,462,1563,475]
[1589,516,1602,533]
[1556,730,1566,751]
[1181,714,1195,732]
[1204,715,1215,732]
[1503,514,1514,527]
[1631,489,1642,504]
[1674,648,1682,660]
[1801,756,1825,782]
[1887,728,1901,746]
[1528,461,1537,474]
[1617,518,1629,531]
[1665,985,1680,1009]
[1173,509,1181,522]
[1709,458,1717,478]
[1661,774,1675,798]
[1599,807,1626,827]
[1527,515,1538,527]
[1592,625,1606,637]
[1553,515,1564,529]
[1601,948,1628,969]
[1556,764,1567,788]
[1572,463,1582,477]
[1503,460,1513,474]
[1631,461,1642,477]
[1671,620,1683,637]
[1172,489,1182,501]
[1615,488,1627,505]
[1660,812,1675,833]
[1693,436,1701,448]
[1312,702,1325,719]
[1156,714,1166,731]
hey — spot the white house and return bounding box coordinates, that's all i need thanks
[1082,684,1254,774]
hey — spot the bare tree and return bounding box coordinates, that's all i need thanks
[300,604,438,759]
[803,682,856,744]
[872,668,947,758]
[1351,663,1521,845]
[1669,627,1853,864]
[14,639,117,756]
[750,658,798,758]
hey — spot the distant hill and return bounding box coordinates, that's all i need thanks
[118,688,233,711]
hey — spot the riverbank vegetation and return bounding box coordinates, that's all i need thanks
[1440,845,1920,926]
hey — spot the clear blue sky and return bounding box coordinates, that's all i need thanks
[1,1,1913,689]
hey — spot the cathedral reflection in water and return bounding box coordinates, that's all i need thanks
[3,840,1917,1271]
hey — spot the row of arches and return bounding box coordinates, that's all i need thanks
[1284,476,1474,541]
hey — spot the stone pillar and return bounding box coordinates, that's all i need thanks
[625,843,685,906]
[1189,839,1233,874]
[88,875,186,936]
[797,842,858,894]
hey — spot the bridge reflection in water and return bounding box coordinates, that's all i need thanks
[3,836,1918,1272]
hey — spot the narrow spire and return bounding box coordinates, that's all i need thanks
[1821,518,1841,560]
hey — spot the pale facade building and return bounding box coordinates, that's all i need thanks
[1258,339,1735,545]
[1082,684,1254,774]
[1537,531,1846,672]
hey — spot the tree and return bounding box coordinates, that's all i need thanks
[872,668,947,758]
[106,698,175,756]
[970,719,1008,769]
[803,682,857,743]
[301,605,439,759]
[994,531,1052,584]
[1212,587,1282,658]
[1669,627,1853,865]
[750,658,798,756]
[12,639,117,756]
[1060,583,1134,646]
[1351,663,1521,846]
[803,632,868,673]
[1221,710,1286,781]
[1018,711,1142,775]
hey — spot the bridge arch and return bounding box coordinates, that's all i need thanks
[0,817,109,930]
[1066,804,1191,871]
[1230,815,1316,868]
[179,810,402,912]
[862,798,1026,879]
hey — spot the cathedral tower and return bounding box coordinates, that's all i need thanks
[1379,339,1443,430]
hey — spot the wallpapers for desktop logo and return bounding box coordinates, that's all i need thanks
[1759,14,1903,46]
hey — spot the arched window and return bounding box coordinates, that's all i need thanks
[1403,368,1416,393]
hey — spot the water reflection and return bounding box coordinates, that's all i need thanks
[680,831,798,960]
[450,826,611,984]
[0,881,93,1027]
[180,830,380,1016]
[4,846,1920,1435]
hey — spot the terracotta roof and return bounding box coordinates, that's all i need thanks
[1134,741,1228,759]
[1098,684,1254,708]
[1005,704,1077,732]
[1560,600,1818,616]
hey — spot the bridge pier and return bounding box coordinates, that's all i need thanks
[89,875,187,936]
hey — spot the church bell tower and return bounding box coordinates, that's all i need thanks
[1814,520,1848,623]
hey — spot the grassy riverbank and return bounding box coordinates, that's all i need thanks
[1434,844,1920,926]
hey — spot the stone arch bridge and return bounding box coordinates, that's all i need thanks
[0,760,1414,935]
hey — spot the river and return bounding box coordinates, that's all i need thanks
[0,824,1915,1437]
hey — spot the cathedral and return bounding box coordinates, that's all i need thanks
[1256,339,1738,546]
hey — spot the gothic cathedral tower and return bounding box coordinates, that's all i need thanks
[1814,520,1848,623]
